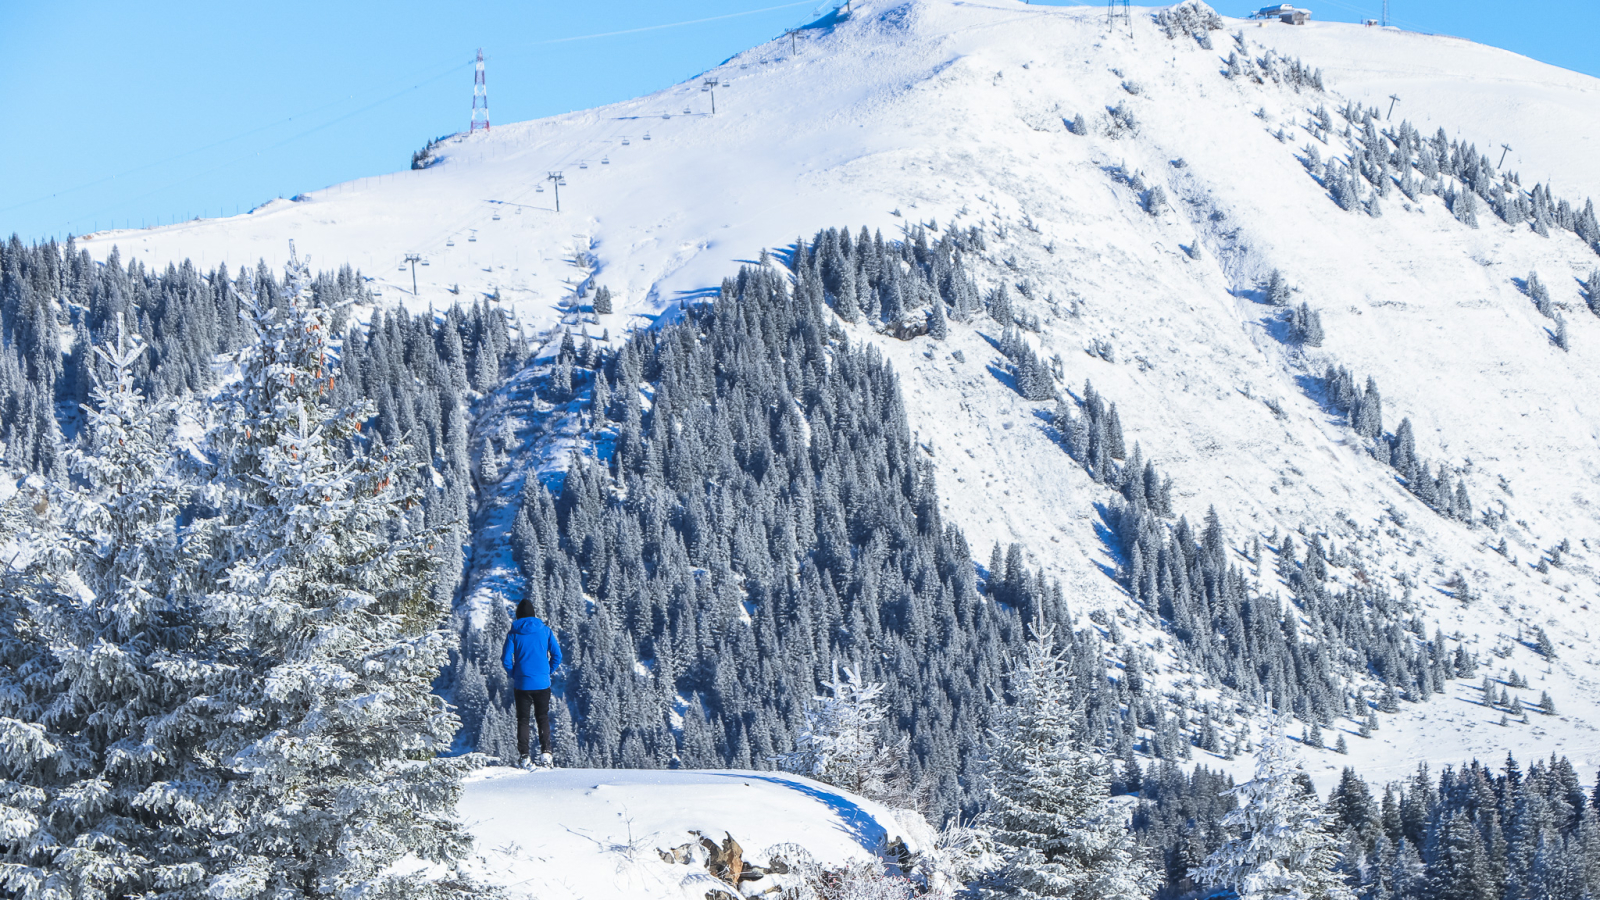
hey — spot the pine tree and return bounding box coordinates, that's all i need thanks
[778,662,907,804]
[929,292,949,340]
[1192,721,1355,900]
[990,284,1014,326]
[193,252,480,898]
[978,628,1154,900]
[0,325,203,898]
[1266,269,1293,306]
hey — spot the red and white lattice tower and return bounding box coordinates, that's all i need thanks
[470,48,490,134]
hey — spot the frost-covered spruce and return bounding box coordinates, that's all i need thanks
[977,628,1154,900]
[0,325,201,899]
[191,251,478,899]
[778,663,908,804]
[1191,721,1354,900]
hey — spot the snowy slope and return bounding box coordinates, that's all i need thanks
[79,0,1600,795]
[451,767,913,900]
[1250,21,1600,200]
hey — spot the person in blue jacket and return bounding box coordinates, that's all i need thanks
[502,598,563,768]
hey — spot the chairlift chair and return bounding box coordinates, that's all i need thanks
[579,161,588,169]
[468,235,477,242]
[601,156,610,165]
[621,136,630,146]
[643,133,651,140]
[492,212,501,220]
[421,259,431,266]
[446,238,455,246]
[536,184,545,192]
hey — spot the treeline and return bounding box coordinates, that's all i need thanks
[0,231,526,611]
[1122,744,1600,900]
[1326,751,1600,900]
[1306,100,1600,259]
[1,237,263,472]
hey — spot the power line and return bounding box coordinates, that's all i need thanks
[65,63,471,232]
[3,56,471,218]
[521,1,822,48]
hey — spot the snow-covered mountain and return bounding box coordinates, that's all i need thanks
[62,0,1600,893]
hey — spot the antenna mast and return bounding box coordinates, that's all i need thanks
[1382,0,1390,27]
[470,48,490,134]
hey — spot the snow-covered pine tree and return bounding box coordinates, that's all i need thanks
[1191,720,1354,900]
[977,628,1154,900]
[929,290,949,340]
[778,662,908,805]
[1266,269,1292,306]
[191,250,479,899]
[0,324,204,899]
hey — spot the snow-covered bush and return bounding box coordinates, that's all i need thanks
[778,855,918,900]
[1106,103,1138,139]
[1155,1,1223,43]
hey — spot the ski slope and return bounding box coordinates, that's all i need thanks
[80,0,1600,815]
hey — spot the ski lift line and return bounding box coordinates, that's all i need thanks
[405,104,643,256]
[66,61,472,232]
[17,56,473,220]
[509,0,818,50]
[1297,0,1428,31]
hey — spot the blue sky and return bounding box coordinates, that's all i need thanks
[2,1,1595,244]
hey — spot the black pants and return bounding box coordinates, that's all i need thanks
[515,688,552,757]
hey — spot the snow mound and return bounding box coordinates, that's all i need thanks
[456,767,909,900]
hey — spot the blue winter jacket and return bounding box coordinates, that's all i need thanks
[502,616,563,691]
